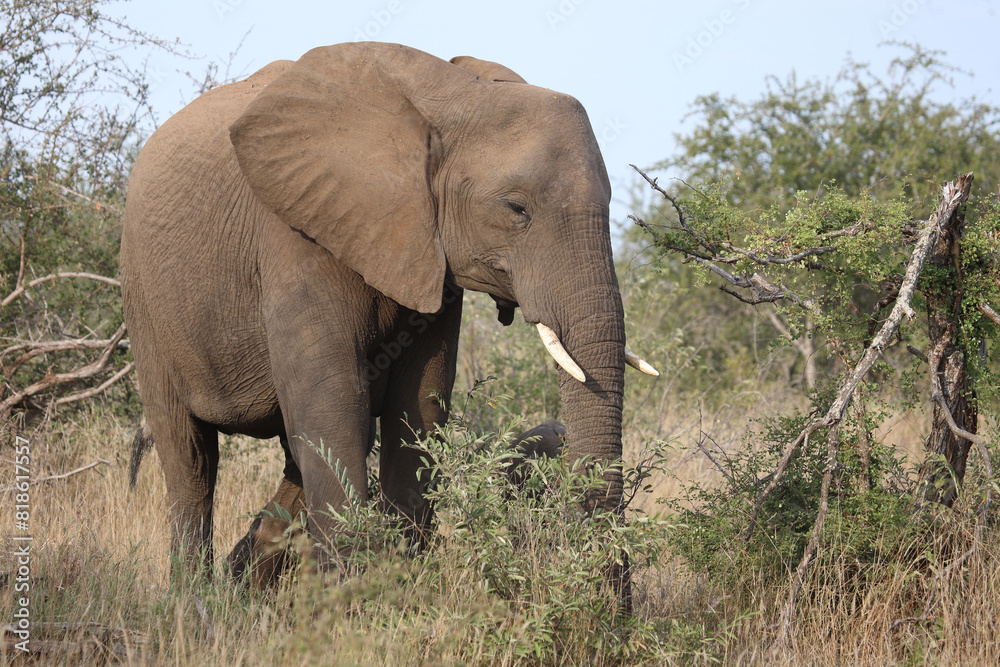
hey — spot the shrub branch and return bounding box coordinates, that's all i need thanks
[763,173,976,643]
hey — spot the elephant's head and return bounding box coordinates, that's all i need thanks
[228,43,654,521]
[506,419,566,490]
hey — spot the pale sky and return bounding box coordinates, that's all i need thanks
[109,0,1000,223]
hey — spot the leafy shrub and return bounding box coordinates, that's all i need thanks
[279,405,675,665]
[666,384,919,595]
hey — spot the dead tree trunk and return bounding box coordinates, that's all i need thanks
[918,175,977,507]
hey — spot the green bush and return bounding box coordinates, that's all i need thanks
[666,382,922,595]
[278,404,676,665]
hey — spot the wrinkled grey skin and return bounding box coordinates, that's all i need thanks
[120,43,628,602]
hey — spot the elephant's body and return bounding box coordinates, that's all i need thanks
[122,43,631,599]
[127,61,458,431]
[124,58,460,566]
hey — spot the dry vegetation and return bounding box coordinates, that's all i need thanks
[3,324,997,665]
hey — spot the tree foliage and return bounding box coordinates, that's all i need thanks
[660,43,1000,209]
[633,45,1000,633]
[1,0,177,422]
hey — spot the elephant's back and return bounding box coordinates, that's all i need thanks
[126,59,294,205]
[122,60,296,300]
[124,59,294,240]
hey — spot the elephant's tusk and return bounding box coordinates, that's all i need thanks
[536,323,586,382]
[625,348,659,376]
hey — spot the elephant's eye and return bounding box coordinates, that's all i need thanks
[506,200,530,225]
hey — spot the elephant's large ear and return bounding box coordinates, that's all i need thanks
[230,44,461,314]
[449,56,526,84]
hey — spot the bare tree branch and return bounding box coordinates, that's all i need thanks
[3,337,129,378]
[979,302,1000,326]
[2,272,121,308]
[0,459,112,492]
[1,323,127,416]
[630,164,688,231]
[52,361,134,407]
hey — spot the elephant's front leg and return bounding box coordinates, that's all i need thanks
[378,289,463,544]
[262,322,375,572]
[282,398,372,570]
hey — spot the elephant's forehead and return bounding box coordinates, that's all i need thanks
[484,85,593,132]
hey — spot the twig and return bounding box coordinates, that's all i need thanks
[16,233,27,294]
[718,240,838,266]
[1,272,120,308]
[50,182,123,218]
[630,164,688,231]
[694,431,736,486]
[0,459,112,492]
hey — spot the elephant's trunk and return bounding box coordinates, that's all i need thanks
[553,287,626,512]
[520,209,629,606]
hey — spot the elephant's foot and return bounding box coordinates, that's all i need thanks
[227,477,306,589]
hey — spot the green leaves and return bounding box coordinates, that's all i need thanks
[295,400,675,664]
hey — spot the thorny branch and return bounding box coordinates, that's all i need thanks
[628,166,828,316]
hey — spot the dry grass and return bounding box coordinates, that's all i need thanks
[2,399,997,665]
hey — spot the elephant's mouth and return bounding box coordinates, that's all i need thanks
[490,295,518,326]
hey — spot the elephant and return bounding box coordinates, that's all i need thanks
[120,42,657,601]
[505,419,566,489]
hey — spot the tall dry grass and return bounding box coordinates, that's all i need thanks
[2,389,997,665]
